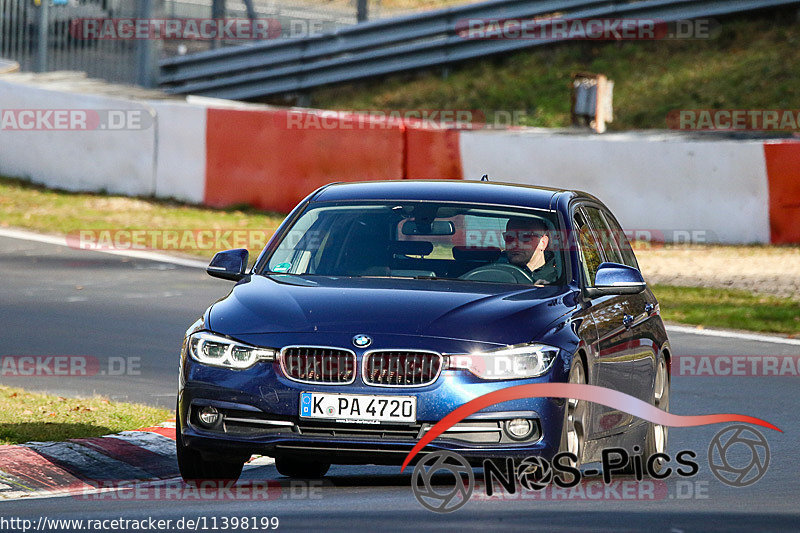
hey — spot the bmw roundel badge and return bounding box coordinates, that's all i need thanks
[352,334,372,348]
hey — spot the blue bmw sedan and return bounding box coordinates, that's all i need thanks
[177,180,671,480]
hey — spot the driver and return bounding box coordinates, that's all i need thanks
[502,217,558,284]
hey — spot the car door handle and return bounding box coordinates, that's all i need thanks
[623,314,634,328]
[644,303,655,314]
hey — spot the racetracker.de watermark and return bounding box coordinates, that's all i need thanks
[471,478,710,501]
[0,356,140,377]
[456,18,718,40]
[675,355,800,377]
[0,109,153,131]
[283,109,528,130]
[70,18,281,40]
[667,109,800,131]
[72,479,322,501]
[462,228,716,252]
[67,229,275,252]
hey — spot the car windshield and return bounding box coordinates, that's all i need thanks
[262,201,566,285]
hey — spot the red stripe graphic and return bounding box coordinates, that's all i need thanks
[400,383,781,472]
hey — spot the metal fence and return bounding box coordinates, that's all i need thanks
[0,0,393,86]
[159,0,362,58]
[0,0,143,84]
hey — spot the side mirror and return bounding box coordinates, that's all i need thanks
[207,249,249,281]
[585,262,646,298]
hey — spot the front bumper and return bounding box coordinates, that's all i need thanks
[178,335,569,465]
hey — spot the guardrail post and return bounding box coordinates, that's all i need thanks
[135,0,156,87]
[35,0,49,73]
[357,0,368,22]
[211,0,226,49]
[242,0,256,20]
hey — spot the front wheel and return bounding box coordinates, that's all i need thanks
[176,407,246,482]
[645,355,670,473]
[558,356,588,470]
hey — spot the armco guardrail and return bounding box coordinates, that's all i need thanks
[159,0,800,99]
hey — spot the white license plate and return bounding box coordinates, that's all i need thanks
[299,392,416,423]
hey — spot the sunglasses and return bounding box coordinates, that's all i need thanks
[502,231,543,243]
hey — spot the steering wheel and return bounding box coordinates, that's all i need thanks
[459,263,535,284]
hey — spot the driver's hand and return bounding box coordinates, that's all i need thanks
[534,279,549,285]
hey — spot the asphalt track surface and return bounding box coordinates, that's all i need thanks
[1,235,799,532]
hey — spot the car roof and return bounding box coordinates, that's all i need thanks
[311,180,595,210]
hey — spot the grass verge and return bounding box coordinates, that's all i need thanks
[0,176,285,260]
[652,285,800,335]
[0,385,171,445]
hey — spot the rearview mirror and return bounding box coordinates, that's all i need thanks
[585,262,646,298]
[207,249,249,281]
[401,220,456,236]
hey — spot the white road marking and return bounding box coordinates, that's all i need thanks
[0,227,207,269]
[246,455,276,466]
[666,325,800,346]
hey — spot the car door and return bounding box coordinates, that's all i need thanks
[572,205,634,438]
[600,209,660,404]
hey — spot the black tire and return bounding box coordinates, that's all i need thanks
[176,406,245,482]
[558,355,588,471]
[644,355,670,475]
[274,455,330,478]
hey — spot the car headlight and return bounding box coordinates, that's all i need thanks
[447,343,559,380]
[188,331,276,369]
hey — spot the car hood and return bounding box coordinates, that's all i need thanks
[208,275,577,346]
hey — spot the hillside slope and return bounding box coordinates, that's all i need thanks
[310,10,800,130]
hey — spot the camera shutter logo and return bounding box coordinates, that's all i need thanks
[516,456,553,491]
[411,451,474,513]
[708,424,770,487]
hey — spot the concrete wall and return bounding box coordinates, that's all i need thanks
[0,80,157,197]
[459,131,773,244]
[151,101,207,204]
[1,74,798,244]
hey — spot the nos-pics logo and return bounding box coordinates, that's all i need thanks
[411,424,770,512]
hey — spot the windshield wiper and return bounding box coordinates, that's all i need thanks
[361,274,445,280]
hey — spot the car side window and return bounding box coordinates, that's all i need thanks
[600,211,640,269]
[573,208,604,286]
[584,206,624,265]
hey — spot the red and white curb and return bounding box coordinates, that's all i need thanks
[0,420,274,501]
